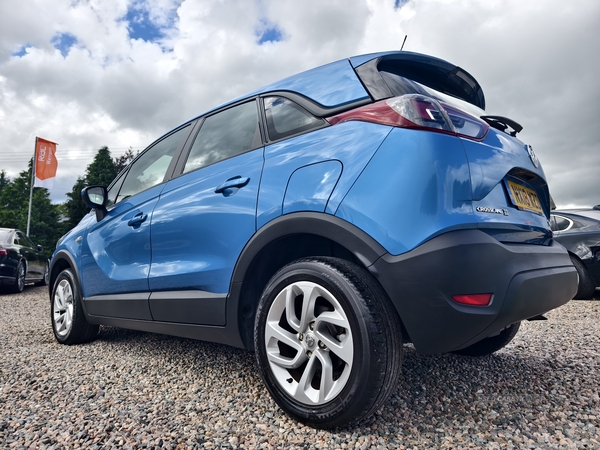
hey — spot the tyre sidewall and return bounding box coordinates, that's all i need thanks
[570,255,596,299]
[254,261,381,426]
[51,269,85,345]
[13,261,25,293]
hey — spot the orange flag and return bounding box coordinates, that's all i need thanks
[34,137,58,188]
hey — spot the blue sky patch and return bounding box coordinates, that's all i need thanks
[52,33,78,57]
[12,44,32,57]
[394,0,409,8]
[125,4,164,42]
[257,25,283,45]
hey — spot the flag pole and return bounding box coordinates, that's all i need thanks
[26,137,38,236]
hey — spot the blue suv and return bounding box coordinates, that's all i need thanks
[49,51,577,428]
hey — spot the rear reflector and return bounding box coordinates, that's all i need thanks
[452,293,493,306]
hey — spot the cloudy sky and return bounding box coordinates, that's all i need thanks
[0,0,598,208]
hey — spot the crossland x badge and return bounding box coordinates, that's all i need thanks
[527,145,539,168]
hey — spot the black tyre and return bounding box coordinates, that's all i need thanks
[51,268,99,345]
[11,261,25,293]
[35,262,49,286]
[452,322,521,357]
[254,257,403,429]
[570,255,596,300]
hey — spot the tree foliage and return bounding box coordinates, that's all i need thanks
[114,147,137,174]
[87,146,118,187]
[64,146,118,228]
[0,146,129,258]
[0,162,63,258]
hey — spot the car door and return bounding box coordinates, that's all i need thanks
[80,124,193,320]
[148,100,263,326]
[15,231,43,279]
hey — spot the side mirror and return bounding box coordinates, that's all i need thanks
[82,186,108,221]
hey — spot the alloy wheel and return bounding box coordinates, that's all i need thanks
[53,279,74,337]
[264,280,354,405]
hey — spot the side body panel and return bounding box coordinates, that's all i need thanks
[147,148,264,324]
[79,184,164,298]
[335,127,474,256]
[257,122,391,228]
[283,161,342,215]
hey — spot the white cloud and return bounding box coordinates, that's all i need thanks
[0,0,598,208]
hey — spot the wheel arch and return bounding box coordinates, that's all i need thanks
[48,250,79,300]
[229,212,390,350]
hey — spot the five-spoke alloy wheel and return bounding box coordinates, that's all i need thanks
[254,257,403,428]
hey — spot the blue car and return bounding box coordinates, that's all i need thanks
[49,51,577,428]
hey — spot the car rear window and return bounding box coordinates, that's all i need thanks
[0,229,11,243]
[263,96,325,141]
[380,71,485,118]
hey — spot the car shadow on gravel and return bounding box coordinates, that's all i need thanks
[361,343,590,431]
[86,325,587,434]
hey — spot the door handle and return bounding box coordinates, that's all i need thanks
[215,176,250,194]
[128,212,147,227]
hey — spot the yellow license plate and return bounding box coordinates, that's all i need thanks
[506,180,544,214]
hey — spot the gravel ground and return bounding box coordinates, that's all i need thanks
[0,286,598,449]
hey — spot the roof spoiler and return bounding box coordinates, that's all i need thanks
[353,51,486,110]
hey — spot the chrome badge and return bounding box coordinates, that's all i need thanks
[526,145,539,168]
[476,206,509,216]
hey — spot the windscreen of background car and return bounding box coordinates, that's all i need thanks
[0,230,11,243]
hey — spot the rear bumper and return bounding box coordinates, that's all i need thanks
[0,275,16,285]
[0,264,16,284]
[372,229,577,354]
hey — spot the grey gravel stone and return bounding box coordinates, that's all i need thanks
[1,285,599,448]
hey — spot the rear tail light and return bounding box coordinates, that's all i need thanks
[452,293,493,306]
[0,247,7,257]
[327,94,489,141]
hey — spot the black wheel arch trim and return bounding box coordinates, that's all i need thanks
[48,250,82,299]
[231,212,387,285]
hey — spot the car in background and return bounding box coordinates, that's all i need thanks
[49,50,577,428]
[0,228,48,293]
[551,206,600,299]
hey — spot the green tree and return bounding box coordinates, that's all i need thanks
[0,170,8,197]
[64,176,88,229]
[87,146,118,187]
[64,146,118,228]
[0,162,62,258]
[114,147,137,174]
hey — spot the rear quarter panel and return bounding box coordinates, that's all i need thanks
[257,122,392,228]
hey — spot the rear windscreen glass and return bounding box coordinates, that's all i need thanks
[381,71,485,118]
[0,230,11,243]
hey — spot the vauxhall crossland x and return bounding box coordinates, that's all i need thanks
[49,51,577,428]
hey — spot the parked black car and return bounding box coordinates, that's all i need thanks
[551,206,600,299]
[0,228,48,293]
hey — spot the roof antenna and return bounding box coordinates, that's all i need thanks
[400,35,407,51]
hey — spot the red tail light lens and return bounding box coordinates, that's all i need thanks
[452,293,493,306]
[0,247,8,257]
[327,94,489,141]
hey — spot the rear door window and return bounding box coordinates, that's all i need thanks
[183,101,261,174]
